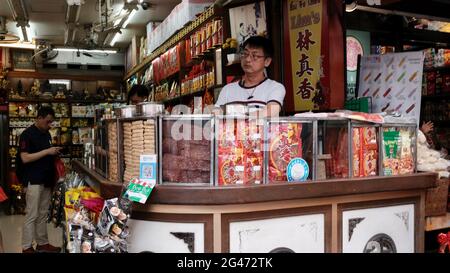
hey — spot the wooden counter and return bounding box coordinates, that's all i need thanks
[72,160,437,253]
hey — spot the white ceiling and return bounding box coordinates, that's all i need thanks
[0,0,181,51]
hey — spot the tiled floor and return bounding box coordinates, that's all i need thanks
[0,213,63,253]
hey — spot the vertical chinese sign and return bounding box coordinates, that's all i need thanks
[284,0,323,111]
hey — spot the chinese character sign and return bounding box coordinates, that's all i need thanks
[287,0,323,111]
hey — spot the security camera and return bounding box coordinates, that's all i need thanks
[141,1,151,10]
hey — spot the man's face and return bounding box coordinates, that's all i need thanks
[240,46,272,75]
[130,94,145,105]
[36,114,54,131]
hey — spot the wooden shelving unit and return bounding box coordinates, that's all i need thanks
[124,5,216,81]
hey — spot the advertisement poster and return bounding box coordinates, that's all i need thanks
[358,51,424,125]
[286,0,323,111]
[228,1,267,50]
[346,30,370,99]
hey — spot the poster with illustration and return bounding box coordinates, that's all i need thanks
[228,1,267,51]
[358,51,424,126]
[12,49,35,71]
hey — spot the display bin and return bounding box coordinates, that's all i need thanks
[316,118,351,180]
[159,115,214,186]
[119,116,159,184]
[215,115,264,186]
[379,123,417,176]
[349,121,381,178]
[264,117,316,183]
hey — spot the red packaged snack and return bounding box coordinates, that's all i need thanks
[352,127,378,177]
[268,123,303,182]
[217,119,263,185]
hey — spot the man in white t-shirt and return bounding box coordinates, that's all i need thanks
[215,36,286,117]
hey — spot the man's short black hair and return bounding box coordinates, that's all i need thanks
[127,84,149,104]
[242,36,274,58]
[37,106,55,118]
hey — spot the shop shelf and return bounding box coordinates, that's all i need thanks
[421,94,450,100]
[424,66,450,72]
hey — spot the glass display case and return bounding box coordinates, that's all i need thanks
[264,118,315,183]
[94,108,108,178]
[380,123,417,176]
[119,117,158,183]
[106,118,120,182]
[215,115,264,186]
[316,118,351,180]
[159,115,214,185]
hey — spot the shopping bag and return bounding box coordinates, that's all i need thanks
[55,157,66,182]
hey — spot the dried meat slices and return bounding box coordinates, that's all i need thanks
[161,119,212,184]
[323,127,349,179]
[268,123,303,182]
[217,119,263,185]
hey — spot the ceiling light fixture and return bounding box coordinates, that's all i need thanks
[18,25,31,42]
[55,48,117,54]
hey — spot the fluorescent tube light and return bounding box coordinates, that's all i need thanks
[0,43,35,49]
[110,32,120,47]
[55,48,117,54]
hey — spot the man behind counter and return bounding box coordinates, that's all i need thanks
[215,36,286,117]
[127,84,149,105]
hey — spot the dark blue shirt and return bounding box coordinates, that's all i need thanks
[17,124,55,187]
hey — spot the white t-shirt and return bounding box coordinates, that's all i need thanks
[215,78,286,108]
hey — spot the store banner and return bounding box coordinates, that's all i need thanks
[286,0,323,111]
[358,51,424,125]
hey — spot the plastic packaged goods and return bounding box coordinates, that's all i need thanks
[160,116,213,185]
[381,125,416,176]
[107,120,118,182]
[147,0,214,53]
[352,126,379,177]
[266,119,314,183]
[216,117,263,185]
[121,118,157,183]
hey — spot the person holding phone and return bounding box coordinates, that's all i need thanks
[16,106,62,253]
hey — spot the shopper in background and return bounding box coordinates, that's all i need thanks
[17,106,62,253]
[127,84,149,105]
[420,120,449,159]
[215,36,286,117]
